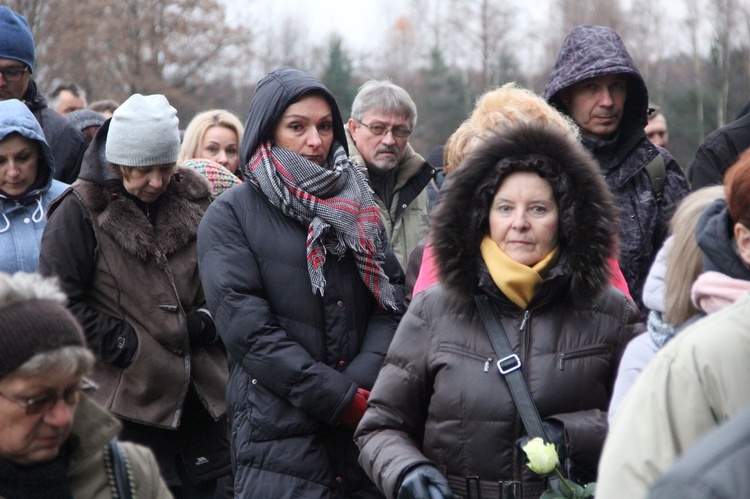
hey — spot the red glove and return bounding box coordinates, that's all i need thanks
[339,388,370,428]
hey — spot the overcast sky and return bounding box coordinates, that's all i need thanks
[228,0,695,51]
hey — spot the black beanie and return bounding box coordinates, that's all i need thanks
[0,299,85,378]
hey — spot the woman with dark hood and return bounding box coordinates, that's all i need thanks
[197,67,404,498]
[355,124,642,499]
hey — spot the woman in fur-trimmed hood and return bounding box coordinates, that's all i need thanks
[38,94,230,496]
[355,124,643,499]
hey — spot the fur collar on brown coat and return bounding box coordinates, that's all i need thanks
[75,168,211,266]
[431,124,618,307]
[71,120,212,266]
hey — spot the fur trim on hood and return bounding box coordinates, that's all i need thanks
[431,124,617,306]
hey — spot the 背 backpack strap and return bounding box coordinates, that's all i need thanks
[107,438,135,499]
[474,294,547,440]
[645,153,666,203]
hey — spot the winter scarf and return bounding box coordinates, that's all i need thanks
[480,236,560,309]
[247,141,397,310]
[691,270,750,314]
[0,446,72,499]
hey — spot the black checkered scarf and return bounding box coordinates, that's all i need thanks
[246,141,397,310]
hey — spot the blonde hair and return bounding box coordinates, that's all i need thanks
[663,185,726,324]
[444,83,580,173]
[178,109,244,165]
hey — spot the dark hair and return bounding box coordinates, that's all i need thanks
[471,153,567,242]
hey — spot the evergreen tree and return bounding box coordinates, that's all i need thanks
[414,46,472,154]
[321,35,356,119]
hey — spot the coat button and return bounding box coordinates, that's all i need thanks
[337,301,344,308]
[251,379,258,384]
[339,360,346,367]
[23,217,30,223]
[401,203,407,209]
[335,476,342,484]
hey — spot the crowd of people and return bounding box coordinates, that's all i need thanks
[3,5,750,499]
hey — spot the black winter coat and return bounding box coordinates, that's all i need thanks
[355,126,643,499]
[544,25,689,315]
[199,67,404,498]
[687,112,750,190]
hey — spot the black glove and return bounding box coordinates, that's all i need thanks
[397,464,454,499]
[99,325,138,368]
[186,309,217,344]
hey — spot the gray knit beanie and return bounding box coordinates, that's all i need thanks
[106,93,180,167]
[66,109,105,133]
[0,299,85,378]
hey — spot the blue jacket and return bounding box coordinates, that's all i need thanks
[0,99,67,273]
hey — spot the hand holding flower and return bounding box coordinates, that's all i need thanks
[521,437,596,498]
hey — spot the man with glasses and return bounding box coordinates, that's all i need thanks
[347,80,436,270]
[0,7,87,184]
[0,271,171,498]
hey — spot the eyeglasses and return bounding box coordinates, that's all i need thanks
[0,67,29,83]
[357,121,412,138]
[0,377,97,415]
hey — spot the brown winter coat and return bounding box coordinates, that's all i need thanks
[39,122,227,428]
[355,125,643,499]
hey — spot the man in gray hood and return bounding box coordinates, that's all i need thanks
[545,25,689,315]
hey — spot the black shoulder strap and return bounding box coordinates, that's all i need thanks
[645,153,666,203]
[474,295,547,440]
[108,438,134,499]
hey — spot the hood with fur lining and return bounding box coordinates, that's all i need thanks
[431,124,618,306]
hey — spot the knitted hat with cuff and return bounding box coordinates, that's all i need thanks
[0,299,85,378]
[106,93,180,167]
[0,7,35,73]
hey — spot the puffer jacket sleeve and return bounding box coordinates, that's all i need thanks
[546,294,643,481]
[197,193,358,425]
[39,192,139,368]
[355,292,437,499]
[343,226,405,390]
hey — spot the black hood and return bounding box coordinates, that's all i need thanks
[696,198,750,281]
[239,66,348,169]
[544,25,649,135]
[431,124,618,306]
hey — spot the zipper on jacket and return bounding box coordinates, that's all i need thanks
[519,310,531,333]
[438,344,493,373]
[558,345,612,370]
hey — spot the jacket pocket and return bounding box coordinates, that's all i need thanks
[557,345,612,370]
[438,343,494,372]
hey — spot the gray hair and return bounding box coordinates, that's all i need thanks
[14,346,94,379]
[0,272,67,308]
[350,80,418,129]
[48,82,88,111]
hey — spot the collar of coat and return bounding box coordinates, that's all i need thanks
[76,167,211,262]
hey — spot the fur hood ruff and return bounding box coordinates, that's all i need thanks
[431,124,617,306]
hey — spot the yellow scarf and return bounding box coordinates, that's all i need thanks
[480,236,560,309]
